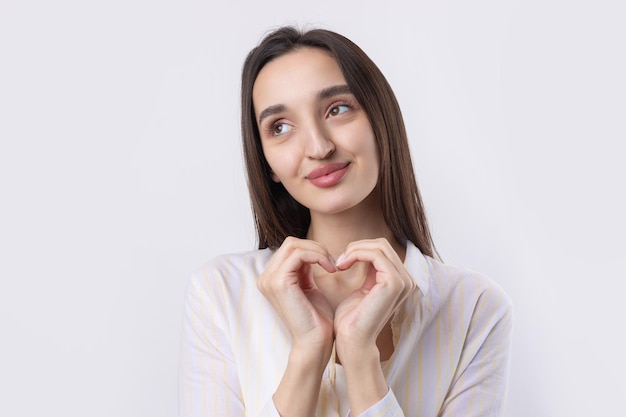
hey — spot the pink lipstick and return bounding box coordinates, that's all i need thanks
[306,162,350,188]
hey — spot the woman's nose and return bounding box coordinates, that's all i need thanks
[304,121,335,160]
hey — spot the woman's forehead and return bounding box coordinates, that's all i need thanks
[252,48,347,113]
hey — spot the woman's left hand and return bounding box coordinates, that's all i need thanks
[332,238,416,415]
[333,238,416,357]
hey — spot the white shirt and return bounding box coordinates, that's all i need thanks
[179,242,513,416]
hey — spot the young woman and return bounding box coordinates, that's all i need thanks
[179,27,513,417]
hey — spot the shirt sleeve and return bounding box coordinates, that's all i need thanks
[178,272,280,417]
[439,283,514,417]
[349,388,404,417]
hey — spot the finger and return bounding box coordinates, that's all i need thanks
[337,247,416,297]
[270,237,336,273]
[282,247,337,275]
[335,247,397,280]
[337,238,404,271]
[259,250,334,294]
[337,238,415,292]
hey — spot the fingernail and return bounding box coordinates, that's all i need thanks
[335,253,345,266]
[327,253,336,265]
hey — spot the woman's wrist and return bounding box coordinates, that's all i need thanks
[335,335,379,362]
[289,341,333,373]
[337,342,388,416]
[273,342,332,416]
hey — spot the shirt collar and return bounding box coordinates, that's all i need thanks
[404,241,431,296]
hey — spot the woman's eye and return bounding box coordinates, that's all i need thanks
[272,122,292,136]
[329,104,349,117]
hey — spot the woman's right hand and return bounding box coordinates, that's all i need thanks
[258,237,336,417]
[257,236,337,356]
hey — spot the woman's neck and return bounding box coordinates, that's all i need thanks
[305,196,403,260]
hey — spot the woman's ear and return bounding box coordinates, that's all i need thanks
[270,171,280,183]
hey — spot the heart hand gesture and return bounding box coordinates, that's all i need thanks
[259,237,416,416]
[333,238,416,360]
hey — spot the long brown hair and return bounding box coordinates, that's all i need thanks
[241,27,437,258]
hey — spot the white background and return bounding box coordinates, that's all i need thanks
[1,1,624,416]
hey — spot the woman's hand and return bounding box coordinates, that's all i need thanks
[257,236,337,356]
[333,238,416,358]
[258,237,338,416]
[333,238,415,415]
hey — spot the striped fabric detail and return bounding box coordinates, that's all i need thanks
[179,243,513,416]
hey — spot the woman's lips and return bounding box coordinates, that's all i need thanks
[306,162,351,188]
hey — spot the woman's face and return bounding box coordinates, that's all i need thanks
[252,47,380,217]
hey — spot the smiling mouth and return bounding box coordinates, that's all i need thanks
[305,162,351,188]
[306,162,350,179]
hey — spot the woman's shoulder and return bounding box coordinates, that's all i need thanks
[424,255,513,317]
[203,248,273,271]
[189,248,274,292]
[405,253,513,343]
[432,256,509,294]
[405,243,511,313]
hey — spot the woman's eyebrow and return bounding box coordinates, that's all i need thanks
[318,84,352,100]
[257,85,352,124]
[258,104,286,124]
